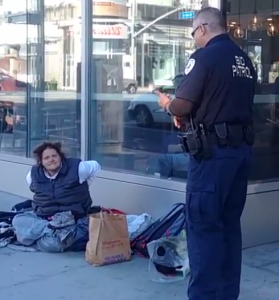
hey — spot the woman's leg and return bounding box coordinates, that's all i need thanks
[12,212,48,246]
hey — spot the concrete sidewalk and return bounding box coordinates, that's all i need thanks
[1,191,279,299]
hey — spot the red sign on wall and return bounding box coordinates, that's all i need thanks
[93,25,128,39]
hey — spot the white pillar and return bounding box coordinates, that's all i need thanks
[208,0,221,9]
[80,0,92,160]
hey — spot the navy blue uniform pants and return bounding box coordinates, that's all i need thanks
[186,144,252,300]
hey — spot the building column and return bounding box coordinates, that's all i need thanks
[80,0,92,160]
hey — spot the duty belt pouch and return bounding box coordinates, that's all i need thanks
[179,132,201,156]
[178,135,189,153]
[214,123,228,146]
[199,124,211,159]
[243,126,255,146]
[227,125,243,147]
[200,133,211,158]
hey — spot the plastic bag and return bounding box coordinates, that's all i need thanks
[147,236,190,282]
[126,214,154,240]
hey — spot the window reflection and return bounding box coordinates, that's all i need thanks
[0,0,81,157]
[3,1,279,184]
[87,0,279,183]
[89,0,196,180]
[226,0,279,182]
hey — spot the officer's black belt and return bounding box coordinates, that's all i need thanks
[178,123,254,160]
[206,123,254,147]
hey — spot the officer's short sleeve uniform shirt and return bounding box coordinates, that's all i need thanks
[175,34,257,128]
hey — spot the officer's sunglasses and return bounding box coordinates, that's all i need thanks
[191,23,208,38]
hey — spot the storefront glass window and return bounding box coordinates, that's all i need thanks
[4,0,277,185]
[0,0,81,157]
[227,0,279,182]
[89,0,199,180]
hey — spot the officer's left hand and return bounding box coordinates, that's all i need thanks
[156,91,171,109]
[174,116,187,131]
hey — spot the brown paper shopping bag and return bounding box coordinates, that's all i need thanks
[85,212,131,266]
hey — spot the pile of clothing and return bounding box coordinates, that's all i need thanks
[0,200,154,253]
[0,200,32,249]
[0,200,90,252]
[0,219,16,248]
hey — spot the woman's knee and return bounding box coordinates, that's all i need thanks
[12,212,47,246]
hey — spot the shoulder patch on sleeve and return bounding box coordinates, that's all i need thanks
[185,58,195,75]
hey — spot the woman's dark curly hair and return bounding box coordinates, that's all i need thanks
[33,142,65,164]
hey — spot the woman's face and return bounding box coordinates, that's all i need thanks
[41,148,61,172]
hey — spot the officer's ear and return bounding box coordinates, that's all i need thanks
[199,24,207,36]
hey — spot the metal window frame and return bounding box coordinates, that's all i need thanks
[80,0,92,160]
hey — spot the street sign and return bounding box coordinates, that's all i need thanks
[179,11,195,20]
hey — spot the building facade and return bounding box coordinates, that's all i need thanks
[0,0,278,248]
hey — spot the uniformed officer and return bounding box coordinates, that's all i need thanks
[157,7,256,300]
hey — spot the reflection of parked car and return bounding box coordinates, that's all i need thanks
[0,71,29,91]
[107,68,138,94]
[152,77,175,88]
[123,78,138,94]
[127,73,184,127]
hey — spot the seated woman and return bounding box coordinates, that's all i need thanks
[12,142,100,252]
